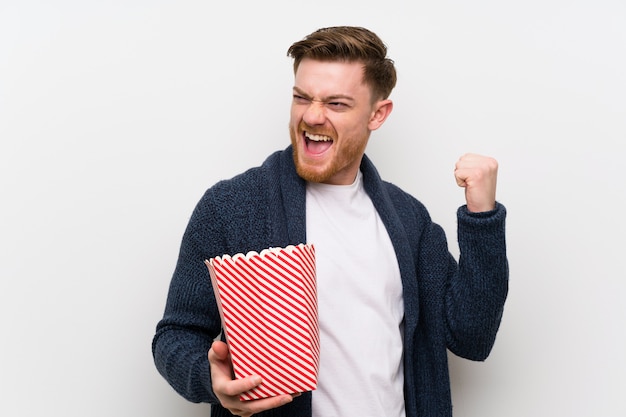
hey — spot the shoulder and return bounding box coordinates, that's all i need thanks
[382,181,429,215]
[360,155,434,237]
[200,148,286,204]
[361,155,432,222]
[186,150,285,227]
[361,153,429,214]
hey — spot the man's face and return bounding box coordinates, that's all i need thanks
[289,58,390,185]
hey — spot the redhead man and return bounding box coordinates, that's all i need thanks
[153,26,508,417]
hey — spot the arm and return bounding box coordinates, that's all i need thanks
[151,211,222,403]
[152,189,298,413]
[445,154,508,360]
[445,204,508,360]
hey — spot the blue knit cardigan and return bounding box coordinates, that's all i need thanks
[152,146,508,417]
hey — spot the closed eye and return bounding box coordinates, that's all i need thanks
[292,91,352,111]
[293,94,312,104]
[327,101,350,110]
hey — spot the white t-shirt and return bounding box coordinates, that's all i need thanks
[306,171,405,417]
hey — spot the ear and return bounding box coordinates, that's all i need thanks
[368,99,393,131]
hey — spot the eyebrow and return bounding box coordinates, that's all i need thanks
[292,87,355,103]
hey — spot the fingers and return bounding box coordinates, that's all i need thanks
[226,394,294,417]
[209,341,235,383]
[208,341,294,416]
[454,153,498,181]
[454,153,498,213]
[208,340,230,362]
[217,374,262,399]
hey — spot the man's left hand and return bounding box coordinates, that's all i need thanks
[454,153,499,213]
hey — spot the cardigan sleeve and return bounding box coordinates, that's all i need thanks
[151,152,292,405]
[151,192,224,404]
[444,202,509,360]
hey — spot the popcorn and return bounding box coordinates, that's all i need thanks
[205,243,319,400]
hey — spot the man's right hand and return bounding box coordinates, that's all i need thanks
[208,341,295,416]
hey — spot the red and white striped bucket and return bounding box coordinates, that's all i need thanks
[206,243,319,400]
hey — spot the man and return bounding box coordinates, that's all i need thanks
[152,26,508,417]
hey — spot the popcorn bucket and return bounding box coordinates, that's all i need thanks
[205,243,319,400]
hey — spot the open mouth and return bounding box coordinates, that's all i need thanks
[304,132,333,155]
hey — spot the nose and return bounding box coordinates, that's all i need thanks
[302,101,326,126]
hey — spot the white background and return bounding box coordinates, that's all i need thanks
[1,1,625,416]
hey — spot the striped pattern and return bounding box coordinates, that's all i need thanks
[206,244,319,400]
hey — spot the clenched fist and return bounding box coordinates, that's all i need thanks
[454,153,499,213]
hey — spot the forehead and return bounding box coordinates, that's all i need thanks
[294,58,369,99]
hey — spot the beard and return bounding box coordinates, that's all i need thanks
[289,122,368,184]
[290,125,327,183]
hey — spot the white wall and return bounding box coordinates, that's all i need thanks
[1,1,624,416]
